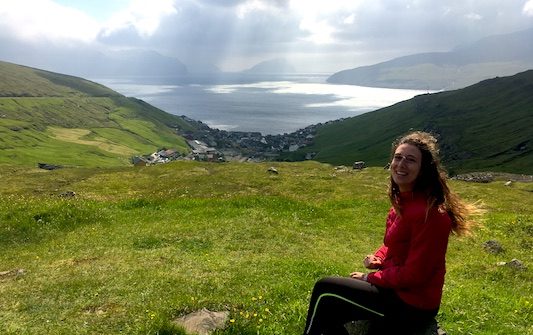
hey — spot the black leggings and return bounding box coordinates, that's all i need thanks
[303,276,438,335]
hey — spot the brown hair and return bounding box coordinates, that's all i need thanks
[388,131,473,235]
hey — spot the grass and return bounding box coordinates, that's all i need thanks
[0,162,531,334]
[0,96,190,167]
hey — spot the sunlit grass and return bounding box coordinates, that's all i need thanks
[0,162,531,334]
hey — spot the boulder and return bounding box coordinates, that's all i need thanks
[497,258,525,270]
[173,308,229,335]
[352,161,366,170]
[59,191,76,198]
[483,240,504,254]
[267,167,279,174]
[38,162,62,170]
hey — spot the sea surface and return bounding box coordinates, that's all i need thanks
[93,73,429,135]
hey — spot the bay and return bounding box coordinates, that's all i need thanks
[93,73,430,135]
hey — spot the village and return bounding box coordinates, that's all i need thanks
[131,116,335,166]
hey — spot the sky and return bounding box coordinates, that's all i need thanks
[1,0,533,73]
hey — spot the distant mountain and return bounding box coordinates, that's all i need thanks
[92,49,188,77]
[0,44,188,78]
[327,28,533,90]
[0,61,195,167]
[290,70,533,175]
[243,58,297,74]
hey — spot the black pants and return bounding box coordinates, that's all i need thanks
[303,276,438,335]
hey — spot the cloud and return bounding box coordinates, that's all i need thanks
[524,0,533,16]
[1,0,533,73]
[465,13,483,20]
[100,0,178,38]
[0,0,99,44]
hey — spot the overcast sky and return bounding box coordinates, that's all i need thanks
[1,0,533,73]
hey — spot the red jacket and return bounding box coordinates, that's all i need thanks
[366,192,452,310]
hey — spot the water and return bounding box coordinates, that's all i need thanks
[93,73,429,135]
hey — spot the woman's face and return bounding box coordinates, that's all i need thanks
[391,143,422,192]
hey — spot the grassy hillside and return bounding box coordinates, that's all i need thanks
[291,70,533,175]
[0,61,194,167]
[0,161,531,334]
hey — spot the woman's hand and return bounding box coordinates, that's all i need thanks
[363,254,382,269]
[350,271,368,281]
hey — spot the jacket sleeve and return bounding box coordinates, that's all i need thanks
[374,245,388,262]
[372,208,393,262]
[367,209,451,289]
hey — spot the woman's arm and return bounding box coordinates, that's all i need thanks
[367,209,451,288]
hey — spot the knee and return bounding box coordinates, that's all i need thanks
[313,276,341,289]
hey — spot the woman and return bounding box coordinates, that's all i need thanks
[303,131,473,335]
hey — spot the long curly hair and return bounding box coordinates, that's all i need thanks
[388,131,473,235]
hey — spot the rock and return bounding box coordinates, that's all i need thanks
[267,167,279,174]
[38,162,62,170]
[497,258,525,270]
[483,240,504,254]
[352,161,366,170]
[453,173,494,183]
[173,308,230,335]
[0,268,26,278]
[59,191,76,198]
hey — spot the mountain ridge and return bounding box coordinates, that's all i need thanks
[327,27,533,90]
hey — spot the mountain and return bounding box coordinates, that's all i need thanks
[327,28,533,90]
[0,44,188,78]
[0,61,195,167]
[290,70,533,175]
[243,58,297,74]
[88,49,189,77]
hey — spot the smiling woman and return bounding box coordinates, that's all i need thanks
[302,131,476,335]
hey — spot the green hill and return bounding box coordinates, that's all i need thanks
[291,70,533,175]
[0,61,195,167]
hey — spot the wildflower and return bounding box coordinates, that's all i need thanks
[230,319,235,323]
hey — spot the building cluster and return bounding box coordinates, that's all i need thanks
[131,118,319,166]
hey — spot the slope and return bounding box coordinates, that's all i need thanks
[291,70,533,175]
[0,61,196,167]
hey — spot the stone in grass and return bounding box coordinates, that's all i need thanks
[483,240,504,254]
[0,268,26,278]
[497,258,525,270]
[173,308,229,335]
[267,166,279,174]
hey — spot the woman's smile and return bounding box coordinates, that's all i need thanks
[391,144,422,192]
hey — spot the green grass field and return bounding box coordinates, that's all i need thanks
[0,162,531,334]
